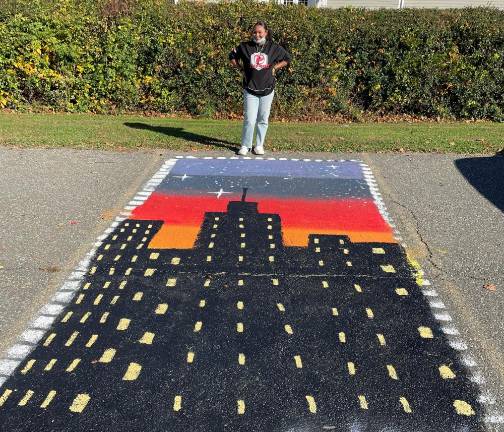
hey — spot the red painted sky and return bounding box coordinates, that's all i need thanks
[131,192,392,232]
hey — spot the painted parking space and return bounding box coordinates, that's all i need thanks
[0,157,489,431]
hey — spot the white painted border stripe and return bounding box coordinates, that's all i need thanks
[485,414,504,424]
[428,300,446,309]
[461,355,478,367]
[434,312,453,322]
[470,372,486,384]
[7,344,32,359]
[441,326,460,336]
[479,393,497,404]
[448,340,468,351]
[0,359,21,375]
[19,329,46,344]
[169,155,367,163]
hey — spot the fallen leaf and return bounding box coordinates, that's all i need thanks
[483,283,497,291]
[69,220,79,225]
[39,266,61,273]
[100,210,115,221]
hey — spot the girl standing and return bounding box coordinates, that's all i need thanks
[229,21,291,156]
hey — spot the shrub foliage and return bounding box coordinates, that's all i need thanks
[0,0,503,119]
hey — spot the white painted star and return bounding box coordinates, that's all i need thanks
[173,174,192,181]
[208,188,232,199]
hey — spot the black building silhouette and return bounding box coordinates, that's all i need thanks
[0,196,482,432]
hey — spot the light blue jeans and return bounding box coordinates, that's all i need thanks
[241,89,275,149]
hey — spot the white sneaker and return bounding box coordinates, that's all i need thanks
[237,146,249,156]
[254,146,265,155]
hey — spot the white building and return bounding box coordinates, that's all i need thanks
[175,0,503,10]
[261,0,503,8]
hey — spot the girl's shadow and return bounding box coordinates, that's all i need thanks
[124,122,237,151]
[455,153,504,213]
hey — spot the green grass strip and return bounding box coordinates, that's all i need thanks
[1,113,503,154]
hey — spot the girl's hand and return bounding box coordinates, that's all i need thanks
[271,61,288,77]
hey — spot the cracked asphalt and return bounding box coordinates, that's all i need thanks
[0,148,502,428]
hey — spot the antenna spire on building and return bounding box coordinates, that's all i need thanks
[241,188,248,202]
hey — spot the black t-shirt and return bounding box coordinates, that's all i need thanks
[229,40,291,96]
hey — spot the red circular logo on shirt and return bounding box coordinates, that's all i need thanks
[251,53,269,71]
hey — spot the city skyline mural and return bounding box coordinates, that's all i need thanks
[0,158,483,432]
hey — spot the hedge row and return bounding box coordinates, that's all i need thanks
[1,0,503,120]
